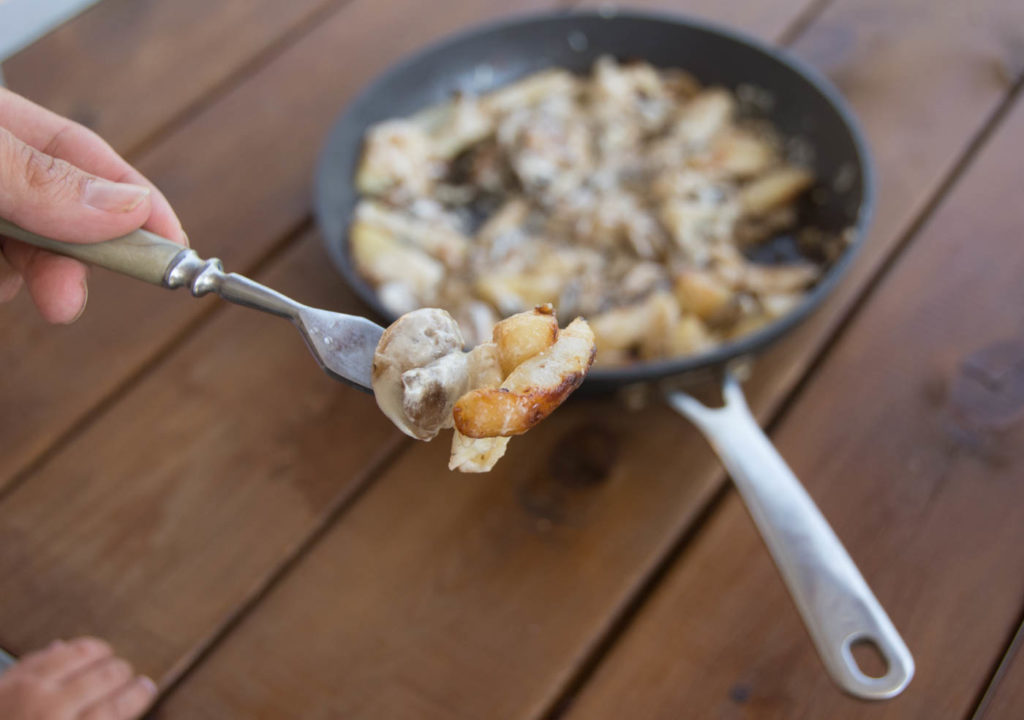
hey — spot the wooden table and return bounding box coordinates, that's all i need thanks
[1,0,1022,717]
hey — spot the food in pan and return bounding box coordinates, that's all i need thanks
[352,57,847,367]
[372,305,596,472]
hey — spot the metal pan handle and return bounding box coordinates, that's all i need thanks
[667,372,913,700]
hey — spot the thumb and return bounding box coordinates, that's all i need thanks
[0,126,152,243]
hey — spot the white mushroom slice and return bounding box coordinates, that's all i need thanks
[401,351,472,440]
[372,309,466,440]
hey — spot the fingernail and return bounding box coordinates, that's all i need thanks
[181,230,190,248]
[140,676,158,694]
[65,278,88,324]
[83,179,150,213]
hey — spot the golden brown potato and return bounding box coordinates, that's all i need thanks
[699,128,777,178]
[741,261,820,294]
[739,166,814,215]
[453,318,596,438]
[674,270,735,321]
[355,120,434,197]
[492,305,559,376]
[350,221,443,304]
[672,88,736,147]
[667,314,716,356]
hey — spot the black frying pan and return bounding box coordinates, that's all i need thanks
[314,10,913,700]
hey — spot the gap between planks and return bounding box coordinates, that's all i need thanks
[968,603,1024,718]
[117,0,358,162]
[0,216,315,508]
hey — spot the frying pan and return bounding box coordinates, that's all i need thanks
[314,9,913,699]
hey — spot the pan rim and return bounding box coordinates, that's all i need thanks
[314,8,876,388]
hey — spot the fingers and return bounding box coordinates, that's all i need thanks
[2,240,88,324]
[16,638,113,681]
[59,656,134,709]
[78,676,157,720]
[0,126,153,244]
[0,88,185,245]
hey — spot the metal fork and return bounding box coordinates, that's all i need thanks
[0,219,383,391]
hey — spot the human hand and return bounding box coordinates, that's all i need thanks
[0,87,186,323]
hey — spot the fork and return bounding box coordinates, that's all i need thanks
[0,218,384,392]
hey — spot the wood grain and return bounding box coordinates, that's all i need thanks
[577,0,817,40]
[560,87,1024,720]
[0,230,403,680]
[2,0,347,154]
[974,624,1024,720]
[154,1,1024,718]
[0,0,563,680]
[0,0,559,491]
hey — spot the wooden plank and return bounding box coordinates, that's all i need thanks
[0,0,559,491]
[578,0,818,40]
[2,0,347,154]
[974,624,1024,720]
[559,90,1024,719]
[0,231,404,678]
[154,1,1024,718]
[0,0,565,677]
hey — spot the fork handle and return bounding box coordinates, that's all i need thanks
[0,217,303,321]
[0,217,185,286]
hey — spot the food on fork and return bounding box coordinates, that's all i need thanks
[352,57,849,366]
[372,305,596,472]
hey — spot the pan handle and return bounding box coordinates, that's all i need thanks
[667,372,913,700]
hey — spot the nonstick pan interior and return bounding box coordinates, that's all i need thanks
[314,10,873,391]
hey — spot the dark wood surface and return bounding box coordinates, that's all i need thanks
[1,1,1022,719]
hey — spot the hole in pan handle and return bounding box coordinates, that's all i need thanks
[666,372,914,700]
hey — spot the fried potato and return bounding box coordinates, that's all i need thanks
[351,220,443,302]
[590,291,675,353]
[739,166,814,215]
[492,305,559,376]
[475,272,564,315]
[741,261,820,294]
[453,318,596,438]
[355,200,469,269]
[450,342,508,473]
[667,314,715,356]
[672,88,736,147]
[449,432,510,473]
[699,128,777,178]
[409,93,493,159]
[483,69,578,114]
[674,269,734,321]
[355,120,434,197]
